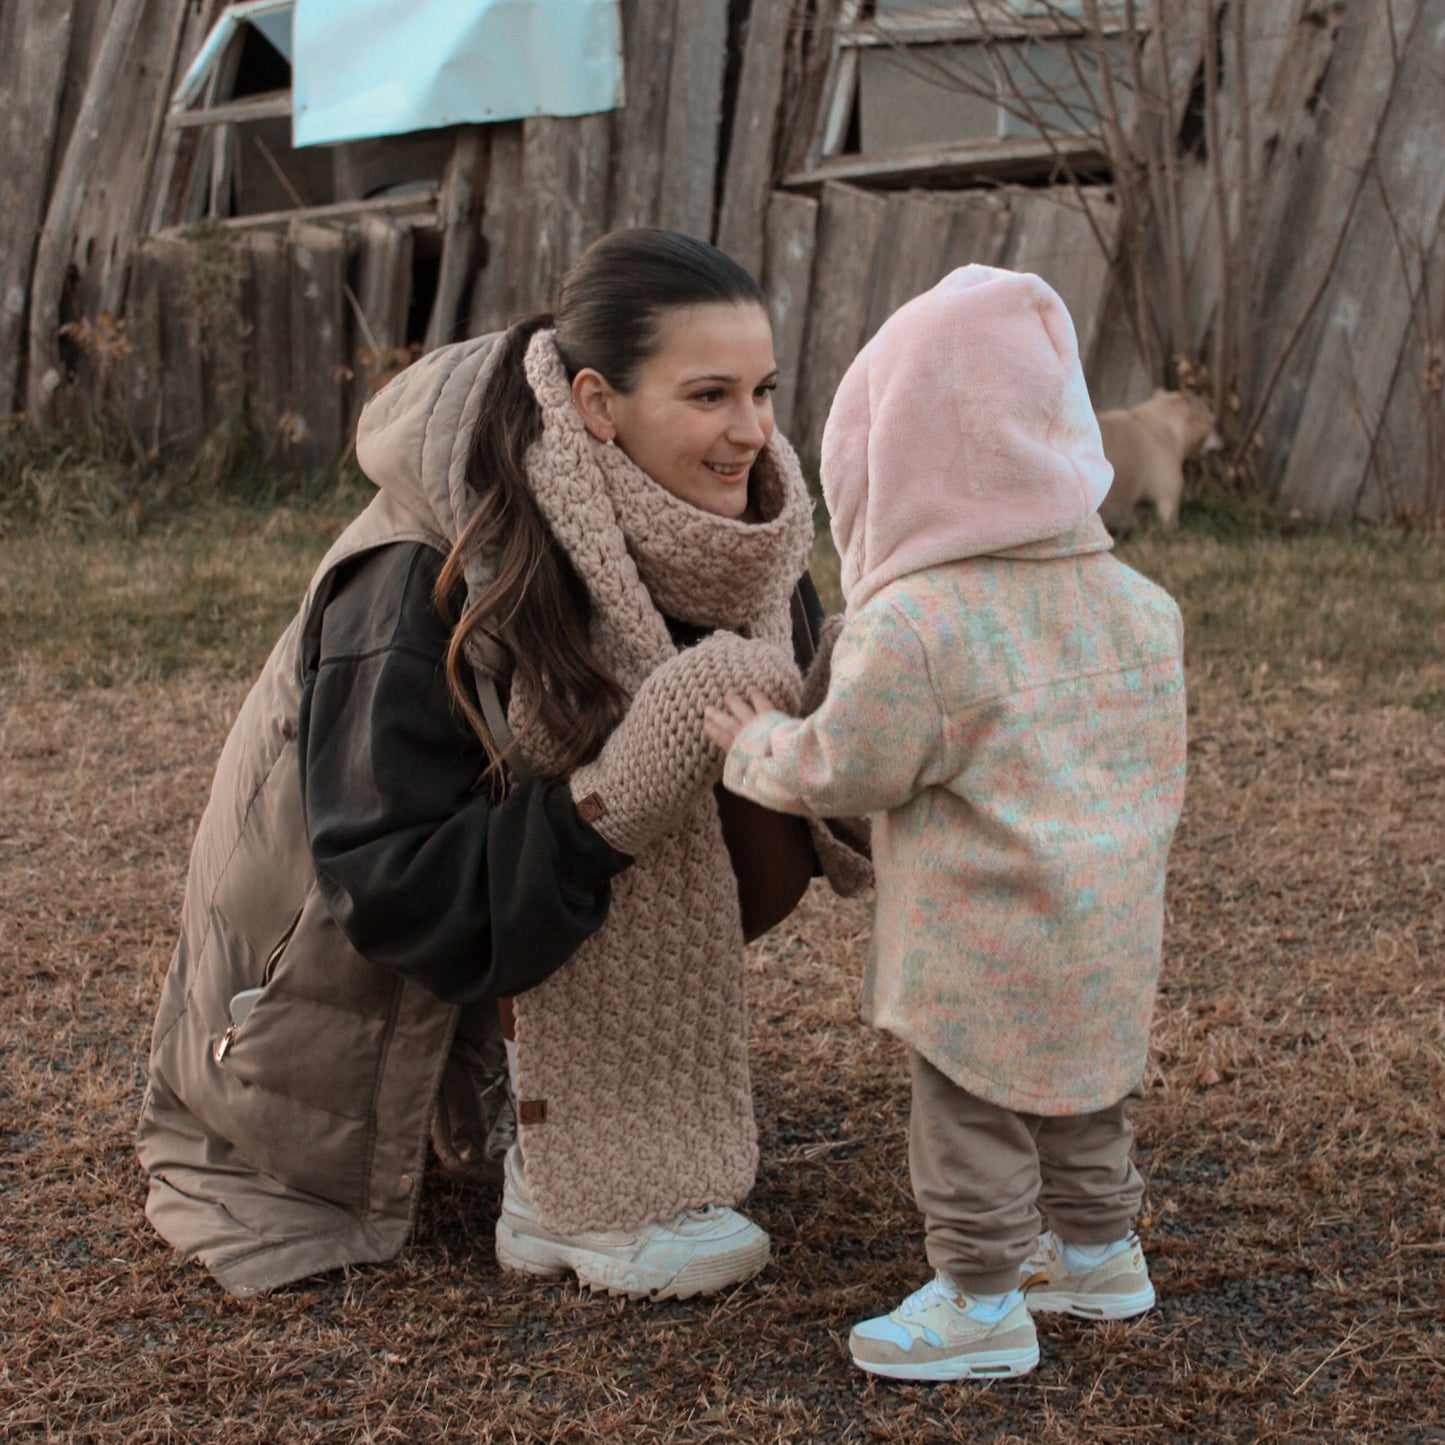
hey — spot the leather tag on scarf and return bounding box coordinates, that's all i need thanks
[518,1099,548,1126]
[575,792,607,824]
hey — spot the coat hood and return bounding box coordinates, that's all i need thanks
[355,332,507,543]
[821,265,1114,608]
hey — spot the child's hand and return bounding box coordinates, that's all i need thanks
[704,689,776,752]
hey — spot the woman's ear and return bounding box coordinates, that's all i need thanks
[570,367,617,443]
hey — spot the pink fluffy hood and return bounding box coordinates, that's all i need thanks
[821,265,1115,608]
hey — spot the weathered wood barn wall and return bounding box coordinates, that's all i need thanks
[1,0,1440,519]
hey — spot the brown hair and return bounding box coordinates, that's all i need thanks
[435,229,767,784]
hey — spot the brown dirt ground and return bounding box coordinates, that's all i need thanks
[2,664,1442,1443]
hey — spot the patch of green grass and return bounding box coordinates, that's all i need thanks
[0,494,369,687]
[1117,512,1444,706]
[0,415,367,535]
[3,469,1440,707]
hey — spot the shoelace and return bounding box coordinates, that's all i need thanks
[897,1276,953,1318]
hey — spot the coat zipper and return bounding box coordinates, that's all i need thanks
[214,907,304,1064]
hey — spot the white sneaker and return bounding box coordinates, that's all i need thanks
[1021,1231,1156,1318]
[494,1145,769,1300]
[849,1275,1040,1381]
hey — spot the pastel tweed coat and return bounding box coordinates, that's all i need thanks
[724,266,1188,1114]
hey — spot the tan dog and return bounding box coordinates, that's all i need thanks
[1097,389,1221,530]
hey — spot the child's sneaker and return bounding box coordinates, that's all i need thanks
[849,1274,1040,1381]
[494,1145,769,1300]
[1021,1231,1156,1318]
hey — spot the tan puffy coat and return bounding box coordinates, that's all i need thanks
[138,338,514,1296]
[137,488,462,1297]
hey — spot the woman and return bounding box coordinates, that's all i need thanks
[136,229,869,1300]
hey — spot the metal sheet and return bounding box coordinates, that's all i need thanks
[291,0,624,147]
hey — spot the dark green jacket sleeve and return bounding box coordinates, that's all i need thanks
[296,542,631,1003]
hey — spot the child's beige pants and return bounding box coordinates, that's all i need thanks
[908,1048,1145,1295]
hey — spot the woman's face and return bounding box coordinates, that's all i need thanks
[598,302,778,519]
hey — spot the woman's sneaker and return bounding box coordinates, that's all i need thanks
[1021,1232,1156,1319]
[849,1275,1040,1381]
[494,1145,769,1300]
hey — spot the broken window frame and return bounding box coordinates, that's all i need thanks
[785,0,1141,190]
[149,0,444,235]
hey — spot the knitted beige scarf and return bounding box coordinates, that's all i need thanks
[503,330,814,1232]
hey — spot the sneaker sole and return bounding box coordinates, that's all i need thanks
[1024,1282,1156,1319]
[849,1340,1040,1382]
[495,1218,769,1301]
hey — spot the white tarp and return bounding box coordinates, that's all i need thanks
[291,0,624,146]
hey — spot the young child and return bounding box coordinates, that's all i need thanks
[705,265,1188,1381]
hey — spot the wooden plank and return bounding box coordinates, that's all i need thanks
[939,188,1014,272]
[0,0,72,415]
[804,0,863,170]
[1128,0,1203,142]
[1251,2,1417,499]
[469,122,525,336]
[776,0,848,179]
[1002,186,1119,363]
[1360,224,1444,521]
[118,238,167,459]
[760,190,819,438]
[609,0,677,229]
[165,90,292,129]
[184,20,246,227]
[1215,0,1302,187]
[657,0,728,236]
[865,190,956,337]
[782,134,1108,191]
[286,221,349,468]
[27,0,193,425]
[149,237,207,453]
[513,113,612,316]
[145,0,230,231]
[102,0,195,318]
[45,0,109,198]
[27,0,148,422]
[866,2,1130,41]
[1272,5,1445,516]
[351,216,414,423]
[157,190,439,236]
[1243,1,1351,365]
[199,232,250,436]
[423,127,487,351]
[715,0,793,277]
[790,181,890,468]
[243,229,289,453]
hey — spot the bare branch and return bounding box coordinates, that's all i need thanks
[1149,0,1189,363]
[1231,0,1255,408]
[1202,0,1232,428]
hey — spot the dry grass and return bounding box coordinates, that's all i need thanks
[1,504,1442,1443]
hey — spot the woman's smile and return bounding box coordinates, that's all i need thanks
[598,301,779,519]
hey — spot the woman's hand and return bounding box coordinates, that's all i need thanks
[704,689,778,753]
[569,634,799,856]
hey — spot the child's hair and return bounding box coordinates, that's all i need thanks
[436,229,767,782]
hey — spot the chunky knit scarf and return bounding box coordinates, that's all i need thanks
[501,330,815,1232]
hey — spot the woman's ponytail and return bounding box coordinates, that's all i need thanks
[435,315,626,785]
[436,228,766,785]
